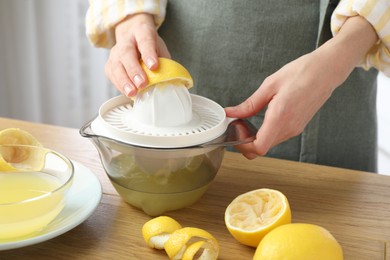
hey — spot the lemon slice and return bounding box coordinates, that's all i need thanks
[224,188,291,247]
[254,223,343,260]
[164,227,219,260]
[140,58,193,90]
[142,216,182,249]
[0,128,45,171]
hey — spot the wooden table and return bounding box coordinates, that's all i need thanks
[0,117,389,260]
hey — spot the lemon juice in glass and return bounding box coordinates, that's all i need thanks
[0,145,73,241]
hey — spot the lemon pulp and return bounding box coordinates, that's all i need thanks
[0,172,65,241]
[225,188,291,247]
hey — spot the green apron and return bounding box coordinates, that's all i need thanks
[158,0,378,172]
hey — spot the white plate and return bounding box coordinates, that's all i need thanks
[0,161,102,251]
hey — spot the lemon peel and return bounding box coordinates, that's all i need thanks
[164,227,219,260]
[142,217,219,260]
[142,216,182,249]
[140,58,193,91]
[224,188,291,247]
[181,240,219,260]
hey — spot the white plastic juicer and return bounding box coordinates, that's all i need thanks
[80,80,257,216]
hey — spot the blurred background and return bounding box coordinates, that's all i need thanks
[0,0,116,128]
[0,0,389,174]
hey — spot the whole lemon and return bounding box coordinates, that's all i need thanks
[253,223,343,260]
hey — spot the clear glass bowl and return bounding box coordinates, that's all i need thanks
[0,145,74,241]
[85,131,224,216]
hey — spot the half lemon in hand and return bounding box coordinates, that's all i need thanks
[140,58,194,90]
[225,188,291,247]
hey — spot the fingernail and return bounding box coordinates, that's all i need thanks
[133,74,144,88]
[123,83,136,97]
[145,57,156,69]
[225,106,237,113]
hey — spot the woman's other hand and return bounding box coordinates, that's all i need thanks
[225,16,378,159]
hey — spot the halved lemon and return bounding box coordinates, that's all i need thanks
[0,128,44,171]
[164,227,219,260]
[254,223,343,260]
[142,216,182,250]
[140,58,193,90]
[0,128,41,146]
[224,188,291,247]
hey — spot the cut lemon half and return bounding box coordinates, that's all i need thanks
[0,128,44,171]
[164,227,219,260]
[142,216,182,250]
[140,58,193,90]
[224,188,291,247]
[254,223,343,260]
[0,128,41,147]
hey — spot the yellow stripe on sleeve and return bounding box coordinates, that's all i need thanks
[375,5,390,32]
[358,0,378,17]
[85,0,167,48]
[117,0,126,19]
[331,0,390,76]
[135,0,144,13]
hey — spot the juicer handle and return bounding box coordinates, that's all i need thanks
[199,118,258,148]
[79,116,96,138]
[226,117,238,124]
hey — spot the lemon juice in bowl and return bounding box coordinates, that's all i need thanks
[0,145,73,241]
[0,172,64,240]
[103,145,224,216]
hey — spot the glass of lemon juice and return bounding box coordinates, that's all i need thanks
[0,145,74,241]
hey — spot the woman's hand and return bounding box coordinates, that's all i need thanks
[225,50,340,159]
[225,16,378,159]
[106,13,171,97]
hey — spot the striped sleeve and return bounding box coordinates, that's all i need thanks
[86,0,168,48]
[331,0,390,76]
